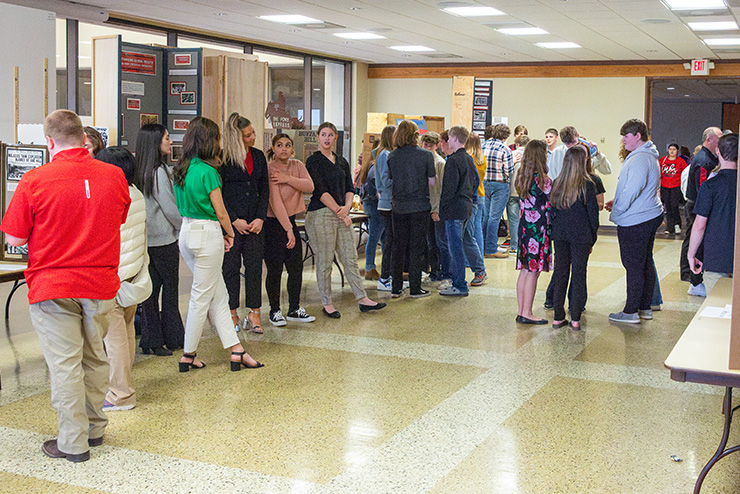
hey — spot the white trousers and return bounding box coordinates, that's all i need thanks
[179,218,239,353]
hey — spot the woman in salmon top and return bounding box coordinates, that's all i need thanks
[264,134,315,326]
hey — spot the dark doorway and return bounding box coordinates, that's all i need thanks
[649,77,740,156]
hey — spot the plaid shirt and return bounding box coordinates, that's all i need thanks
[482,138,514,182]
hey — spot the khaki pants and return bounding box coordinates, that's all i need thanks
[29,298,114,455]
[304,208,367,306]
[103,303,137,407]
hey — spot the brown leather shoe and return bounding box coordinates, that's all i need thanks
[42,439,90,462]
[491,251,509,258]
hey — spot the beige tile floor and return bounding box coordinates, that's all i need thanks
[0,233,735,493]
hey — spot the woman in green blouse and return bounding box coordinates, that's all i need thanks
[173,117,263,372]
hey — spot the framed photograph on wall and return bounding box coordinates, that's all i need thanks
[140,113,159,127]
[180,91,196,105]
[173,119,189,131]
[170,81,186,95]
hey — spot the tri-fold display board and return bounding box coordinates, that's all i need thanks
[92,36,202,153]
[93,37,267,161]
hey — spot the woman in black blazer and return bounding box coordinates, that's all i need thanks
[550,146,599,330]
[220,113,269,333]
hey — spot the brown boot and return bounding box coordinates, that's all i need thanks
[364,268,380,280]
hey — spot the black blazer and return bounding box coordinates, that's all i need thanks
[219,147,269,223]
[551,180,599,244]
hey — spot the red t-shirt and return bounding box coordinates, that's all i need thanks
[0,148,131,304]
[659,156,687,189]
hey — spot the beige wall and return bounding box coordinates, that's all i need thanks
[368,77,453,127]
[0,3,57,143]
[351,62,369,168]
[367,75,647,224]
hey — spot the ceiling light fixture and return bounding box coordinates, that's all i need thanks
[334,32,386,40]
[390,45,435,52]
[442,6,505,16]
[704,38,740,45]
[688,21,738,31]
[215,12,227,16]
[663,0,726,10]
[667,87,675,90]
[498,27,548,35]
[258,14,323,24]
[536,42,581,49]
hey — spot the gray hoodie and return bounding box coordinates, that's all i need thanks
[610,141,662,227]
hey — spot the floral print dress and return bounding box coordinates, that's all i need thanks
[516,173,552,272]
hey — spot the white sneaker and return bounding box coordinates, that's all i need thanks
[269,310,287,327]
[377,278,392,291]
[378,277,409,291]
[286,306,315,323]
[688,283,707,297]
[674,225,681,235]
[438,279,452,290]
[421,271,431,283]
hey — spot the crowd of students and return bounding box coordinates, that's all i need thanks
[10,108,736,463]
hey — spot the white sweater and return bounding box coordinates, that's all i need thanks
[119,185,147,282]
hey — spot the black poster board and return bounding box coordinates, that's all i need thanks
[472,79,493,133]
[165,48,202,161]
[1,143,48,260]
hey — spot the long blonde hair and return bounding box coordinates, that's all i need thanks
[515,139,548,198]
[464,132,484,165]
[551,146,591,209]
[222,112,250,168]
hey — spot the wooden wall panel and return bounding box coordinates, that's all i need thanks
[451,76,474,129]
[92,36,120,145]
[368,63,740,79]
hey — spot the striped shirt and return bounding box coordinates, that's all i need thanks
[482,138,514,182]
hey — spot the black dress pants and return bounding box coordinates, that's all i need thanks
[426,215,440,278]
[222,228,264,310]
[680,202,703,285]
[264,216,303,314]
[552,240,592,322]
[617,215,663,314]
[139,241,185,350]
[392,210,429,293]
[380,209,394,280]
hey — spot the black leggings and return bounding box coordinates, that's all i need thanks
[264,216,303,314]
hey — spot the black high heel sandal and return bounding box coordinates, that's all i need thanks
[230,351,264,371]
[179,352,206,372]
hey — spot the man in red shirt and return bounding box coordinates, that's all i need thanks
[1,110,130,462]
[659,143,687,235]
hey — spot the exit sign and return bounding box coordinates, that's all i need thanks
[691,59,710,76]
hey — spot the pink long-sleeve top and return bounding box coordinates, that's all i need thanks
[267,158,314,233]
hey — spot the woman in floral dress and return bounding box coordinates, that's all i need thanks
[513,139,552,324]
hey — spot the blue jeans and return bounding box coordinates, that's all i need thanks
[433,220,452,280]
[473,197,484,256]
[445,220,468,293]
[483,180,510,254]
[506,196,520,252]
[362,199,385,271]
[463,204,485,276]
[651,261,663,306]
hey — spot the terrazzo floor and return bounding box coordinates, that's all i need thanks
[0,232,738,493]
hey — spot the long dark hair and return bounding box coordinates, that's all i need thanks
[173,117,221,187]
[515,139,549,198]
[96,146,135,186]
[134,124,167,197]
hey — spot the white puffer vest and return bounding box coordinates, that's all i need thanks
[119,185,147,281]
